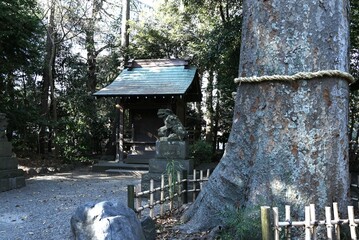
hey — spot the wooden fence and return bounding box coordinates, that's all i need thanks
[127,169,212,219]
[350,174,359,208]
[261,202,359,240]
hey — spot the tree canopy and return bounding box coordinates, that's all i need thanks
[0,0,43,78]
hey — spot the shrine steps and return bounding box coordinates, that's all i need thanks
[92,161,149,173]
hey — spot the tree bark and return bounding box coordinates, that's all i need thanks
[181,0,351,233]
[121,0,130,65]
[39,0,56,155]
[205,70,214,145]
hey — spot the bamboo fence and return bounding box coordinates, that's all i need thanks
[261,202,359,240]
[350,174,359,208]
[127,169,212,219]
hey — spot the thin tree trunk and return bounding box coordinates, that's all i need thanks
[39,0,56,156]
[4,73,15,141]
[49,40,58,155]
[121,0,130,55]
[205,70,214,146]
[181,0,351,234]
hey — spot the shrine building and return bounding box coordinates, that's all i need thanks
[93,59,202,164]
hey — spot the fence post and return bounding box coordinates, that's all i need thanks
[333,202,340,240]
[160,174,165,217]
[199,170,203,190]
[177,171,181,205]
[325,206,333,240]
[127,185,135,210]
[136,185,142,218]
[150,179,154,218]
[285,205,291,239]
[192,169,197,201]
[182,170,188,204]
[305,206,311,240]
[169,174,173,210]
[273,207,279,240]
[348,206,357,240]
[310,204,317,240]
[261,206,273,240]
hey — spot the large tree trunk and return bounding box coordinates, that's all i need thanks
[181,0,351,234]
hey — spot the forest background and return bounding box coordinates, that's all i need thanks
[0,0,358,169]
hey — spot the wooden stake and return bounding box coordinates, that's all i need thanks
[177,171,181,205]
[127,185,135,210]
[285,205,291,239]
[305,206,311,240]
[273,207,279,240]
[261,206,273,240]
[348,206,357,240]
[149,179,154,218]
[333,202,340,240]
[169,174,173,210]
[325,206,333,240]
[192,169,196,202]
[310,204,317,240]
[182,170,188,204]
[200,170,203,190]
[160,174,164,217]
[136,185,141,218]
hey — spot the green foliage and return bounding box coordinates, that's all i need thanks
[0,0,44,154]
[219,205,261,240]
[190,140,213,165]
[0,0,43,78]
[350,0,359,169]
[54,48,116,162]
[165,159,183,198]
[350,0,359,51]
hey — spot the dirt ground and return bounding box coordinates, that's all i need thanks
[1,158,216,240]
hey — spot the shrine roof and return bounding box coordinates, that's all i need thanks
[93,59,201,101]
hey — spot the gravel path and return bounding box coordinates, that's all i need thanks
[0,167,142,240]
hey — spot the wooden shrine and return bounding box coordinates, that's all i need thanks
[94,59,202,163]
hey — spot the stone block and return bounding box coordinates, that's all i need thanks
[15,176,25,188]
[141,172,160,193]
[0,157,18,170]
[0,176,25,192]
[0,178,9,192]
[149,159,193,174]
[156,141,189,160]
[0,168,24,178]
[141,216,156,240]
[0,142,13,157]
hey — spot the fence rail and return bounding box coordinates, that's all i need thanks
[261,202,359,240]
[127,169,212,219]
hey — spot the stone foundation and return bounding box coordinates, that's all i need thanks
[141,141,193,193]
[0,114,25,192]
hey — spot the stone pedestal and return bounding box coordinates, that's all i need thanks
[155,141,189,160]
[141,141,193,194]
[0,115,25,192]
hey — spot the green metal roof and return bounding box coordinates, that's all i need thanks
[93,65,198,97]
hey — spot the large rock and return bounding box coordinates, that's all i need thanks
[71,201,145,240]
[140,216,156,240]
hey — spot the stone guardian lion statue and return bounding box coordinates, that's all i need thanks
[157,109,187,141]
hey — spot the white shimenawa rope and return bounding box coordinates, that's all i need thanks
[234,70,355,84]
